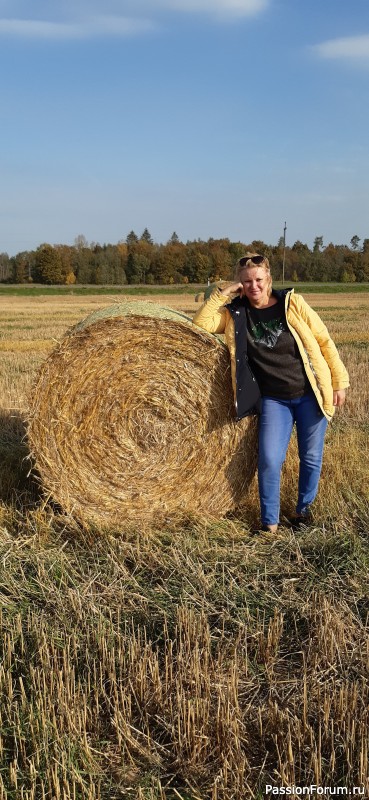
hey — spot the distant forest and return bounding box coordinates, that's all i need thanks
[1,230,368,285]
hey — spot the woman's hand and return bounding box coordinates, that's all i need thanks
[333,389,346,407]
[220,281,243,297]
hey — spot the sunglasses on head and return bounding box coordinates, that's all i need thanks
[239,255,265,267]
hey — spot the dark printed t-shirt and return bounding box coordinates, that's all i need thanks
[245,298,311,398]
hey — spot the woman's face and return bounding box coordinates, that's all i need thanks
[239,266,270,307]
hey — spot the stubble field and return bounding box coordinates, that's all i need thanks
[0,289,368,799]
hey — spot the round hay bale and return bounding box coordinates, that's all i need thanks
[27,301,257,527]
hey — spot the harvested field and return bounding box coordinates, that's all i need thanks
[0,288,368,799]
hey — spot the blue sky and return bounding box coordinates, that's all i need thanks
[1,0,369,255]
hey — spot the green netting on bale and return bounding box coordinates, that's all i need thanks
[74,301,193,331]
[73,301,225,345]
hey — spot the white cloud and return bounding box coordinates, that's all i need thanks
[156,0,269,16]
[0,15,155,39]
[0,0,269,39]
[313,34,369,62]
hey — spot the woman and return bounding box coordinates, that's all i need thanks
[193,253,349,532]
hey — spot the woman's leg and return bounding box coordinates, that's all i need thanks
[294,393,328,516]
[258,397,294,526]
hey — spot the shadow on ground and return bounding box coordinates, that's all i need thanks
[0,410,40,503]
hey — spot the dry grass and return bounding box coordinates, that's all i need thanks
[0,515,368,799]
[0,290,368,799]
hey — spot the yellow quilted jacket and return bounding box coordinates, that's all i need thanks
[193,288,349,420]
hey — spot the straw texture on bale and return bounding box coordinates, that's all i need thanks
[27,301,257,527]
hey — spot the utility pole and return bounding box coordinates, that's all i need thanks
[282,221,287,286]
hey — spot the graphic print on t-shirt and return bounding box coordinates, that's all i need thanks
[249,316,287,349]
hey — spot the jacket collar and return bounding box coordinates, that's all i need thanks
[227,286,294,312]
[271,287,294,301]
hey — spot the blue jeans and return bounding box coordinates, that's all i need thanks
[258,393,328,526]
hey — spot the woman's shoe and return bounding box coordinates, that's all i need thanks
[260,524,278,533]
[287,513,313,531]
[251,524,278,535]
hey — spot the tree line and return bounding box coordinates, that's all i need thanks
[1,230,368,285]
